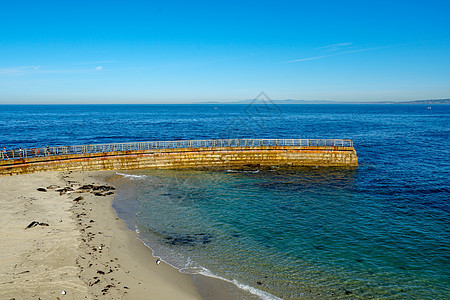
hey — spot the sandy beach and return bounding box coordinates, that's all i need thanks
[0,170,201,299]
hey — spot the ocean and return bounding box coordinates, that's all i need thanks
[1,104,449,299]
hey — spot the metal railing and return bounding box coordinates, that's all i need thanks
[1,139,353,161]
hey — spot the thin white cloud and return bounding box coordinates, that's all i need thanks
[0,65,41,75]
[286,54,335,63]
[315,42,352,50]
[0,60,114,76]
[0,64,111,76]
[38,68,102,74]
[285,46,386,63]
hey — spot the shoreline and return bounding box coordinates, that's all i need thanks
[70,170,202,299]
[0,170,261,299]
[110,171,272,300]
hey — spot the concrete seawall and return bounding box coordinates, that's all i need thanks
[0,145,358,176]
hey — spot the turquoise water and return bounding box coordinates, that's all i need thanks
[112,167,448,299]
[1,104,448,299]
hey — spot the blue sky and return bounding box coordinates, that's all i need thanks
[1,0,449,103]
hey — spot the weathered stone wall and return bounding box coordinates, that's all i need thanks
[0,146,358,176]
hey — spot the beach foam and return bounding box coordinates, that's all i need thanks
[194,266,283,300]
[116,172,147,180]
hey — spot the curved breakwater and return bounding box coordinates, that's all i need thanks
[0,140,358,176]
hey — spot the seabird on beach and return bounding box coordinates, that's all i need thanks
[155,259,161,265]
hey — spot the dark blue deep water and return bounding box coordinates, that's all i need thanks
[1,104,449,299]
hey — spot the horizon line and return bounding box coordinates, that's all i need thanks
[0,98,448,105]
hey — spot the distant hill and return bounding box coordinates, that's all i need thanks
[197,98,450,105]
[236,99,337,104]
[398,99,449,104]
[197,99,335,104]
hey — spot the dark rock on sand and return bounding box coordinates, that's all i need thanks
[102,284,114,293]
[15,270,30,275]
[90,279,101,286]
[56,187,75,195]
[25,221,49,229]
[25,221,39,229]
[37,188,47,192]
[80,184,94,190]
[57,187,74,192]
[46,185,60,189]
[93,185,115,192]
